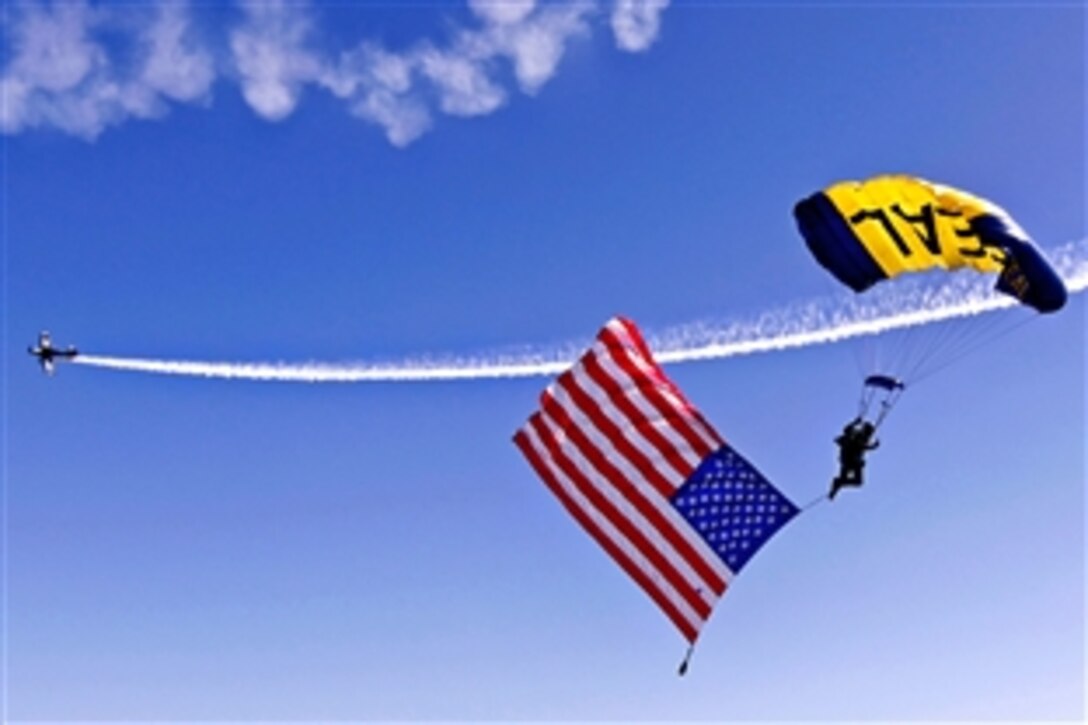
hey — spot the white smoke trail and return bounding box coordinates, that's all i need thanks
[73,240,1088,383]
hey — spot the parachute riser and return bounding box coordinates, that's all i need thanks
[871,390,901,430]
[857,377,905,431]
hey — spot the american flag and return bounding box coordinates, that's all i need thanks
[514,317,798,644]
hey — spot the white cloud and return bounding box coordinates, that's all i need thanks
[328,44,432,147]
[5,2,101,92]
[229,0,323,121]
[611,0,670,52]
[418,46,506,117]
[140,2,216,104]
[315,1,591,142]
[1,0,673,144]
[468,0,536,26]
[487,3,592,94]
[349,89,432,148]
[1,1,106,136]
[0,0,214,138]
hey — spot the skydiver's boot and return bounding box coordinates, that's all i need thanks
[829,477,844,500]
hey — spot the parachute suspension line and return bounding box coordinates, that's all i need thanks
[886,316,921,379]
[906,309,961,380]
[902,308,1010,383]
[853,333,872,382]
[889,317,949,385]
[857,384,875,420]
[862,319,884,379]
[906,312,1005,384]
[865,301,1029,390]
[827,289,870,382]
[925,310,1031,379]
[824,281,879,382]
[905,299,984,382]
[901,313,967,382]
[909,313,1038,387]
[870,386,903,431]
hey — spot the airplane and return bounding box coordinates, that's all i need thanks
[28,331,78,375]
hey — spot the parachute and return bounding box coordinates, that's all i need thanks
[795,175,1068,424]
[794,174,1067,314]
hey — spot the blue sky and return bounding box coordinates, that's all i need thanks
[3,0,1085,720]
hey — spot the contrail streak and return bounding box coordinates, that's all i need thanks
[73,240,1088,383]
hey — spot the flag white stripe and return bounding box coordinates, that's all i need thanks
[545,384,727,603]
[565,364,732,587]
[538,404,712,615]
[622,347,720,454]
[567,364,687,489]
[523,418,706,633]
[600,325,711,452]
[593,350,703,471]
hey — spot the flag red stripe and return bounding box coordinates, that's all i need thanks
[613,316,657,366]
[555,372,727,596]
[581,351,694,481]
[537,395,712,619]
[589,353,701,471]
[599,325,716,460]
[514,427,699,643]
[556,369,676,497]
[613,317,725,450]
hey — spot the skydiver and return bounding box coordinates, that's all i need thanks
[829,417,879,500]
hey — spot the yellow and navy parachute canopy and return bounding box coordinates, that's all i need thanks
[794,174,1067,313]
